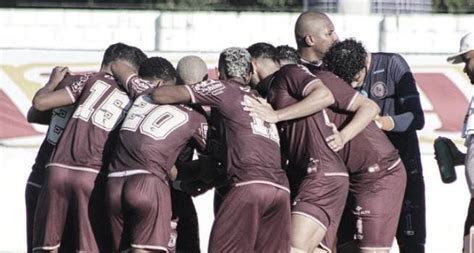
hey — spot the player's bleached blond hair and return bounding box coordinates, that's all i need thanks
[218,47,252,81]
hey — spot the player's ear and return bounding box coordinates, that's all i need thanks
[250,61,257,75]
[156,79,165,87]
[304,35,314,47]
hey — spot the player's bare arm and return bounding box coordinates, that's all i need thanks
[32,66,74,111]
[326,94,380,152]
[374,115,396,131]
[243,79,334,123]
[26,107,52,125]
[151,85,191,104]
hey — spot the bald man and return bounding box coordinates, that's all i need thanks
[177,55,209,85]
[170,55,210,253]
[178,56,231,216]
[294,11,338,71]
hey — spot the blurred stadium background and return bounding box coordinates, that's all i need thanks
[0,0,473,252]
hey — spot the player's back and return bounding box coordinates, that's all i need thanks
[186,79,288,189]
[49,72,132,172]
[332,112,400,173]
[268,65,347,175]
[315,69,401,173]
[109,95,207,181]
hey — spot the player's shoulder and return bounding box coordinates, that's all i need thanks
[192,79,226,94]
[178,104,208,121]
[66,72,96,93]
[373,52,405,63]
[314,69,340,82]
[276,64,316,84]
[373,52,410,72]
[79,72,115,87]
[278,64,307,75]
[96,72,118,84]
[61,72,95,84]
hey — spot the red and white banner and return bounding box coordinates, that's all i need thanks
[0,49,471,144]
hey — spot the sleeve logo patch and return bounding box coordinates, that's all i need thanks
[193,80,225,96]
[131,76,155,92]
[71,73,93,93]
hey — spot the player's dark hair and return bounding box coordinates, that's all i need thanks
[276,45,299,64]
[323,38,367,85]
[102,43,148,71]
[247,42,279,63]
[139,56,177,82]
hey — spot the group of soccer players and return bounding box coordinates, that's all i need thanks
[25,10,426,253]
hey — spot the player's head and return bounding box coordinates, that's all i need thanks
[102,43,147,72]
[447,32,474,84]
[138,56,177,86]
[176,55,209,85]
[247,42,280,86]
[276,45,299,65]
[217,47,252,85]
[295,11,338,61]
[323,38,368,88]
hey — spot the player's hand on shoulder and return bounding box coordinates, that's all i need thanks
[48,66,70,86]
[242,95,278,123]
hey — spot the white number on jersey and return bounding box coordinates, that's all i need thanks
[250,115,280,144]
[46,105,75,145]
[122,96,189,140]
[73,80,131,131]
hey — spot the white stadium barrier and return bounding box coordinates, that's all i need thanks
[0,9,472,54]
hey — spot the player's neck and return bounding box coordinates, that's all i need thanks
[261,64,279,80]
[228,77,248,87]
[99,64,113,76]
[298,48,322,64]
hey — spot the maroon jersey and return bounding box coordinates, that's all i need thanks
[184,79,288,190]
[299,58,325,73]
[109,94,208,182]
[49,73,155,172]
[316,71,401,173]
[268,64,347,175]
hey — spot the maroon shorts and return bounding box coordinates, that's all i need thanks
[291,169,349,251]
[208,183,291,253]
[26,169,43,253]
[33,166,100,252]
[106,173,172,252]
[338,160,407,249]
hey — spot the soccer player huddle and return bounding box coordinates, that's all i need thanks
[26,11,429,253]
